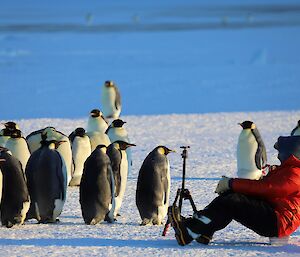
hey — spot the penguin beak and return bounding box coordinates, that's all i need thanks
[128,143,136,147]
[238,123,242,126]
[167,149,176,154]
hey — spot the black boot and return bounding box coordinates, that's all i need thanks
[168,205,193,246]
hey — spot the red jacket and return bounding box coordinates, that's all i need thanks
[231,155,300,237]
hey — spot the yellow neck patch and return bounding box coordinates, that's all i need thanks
[157,147,165,155]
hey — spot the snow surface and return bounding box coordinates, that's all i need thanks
[1,0,300,256]
[0,111,300,256]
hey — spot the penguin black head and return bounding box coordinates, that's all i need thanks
[90,109,101,118]
[2,121,19,136]
[156,146,175,156]
[104,80,114,87]
[95,144,107,153]
[239,121,256,130]
[4,121,18,130]
[74,127,86,137]
[111,119,126,128]
[274,136,300,163]
[113,140,136,150]
[10,129,22,138]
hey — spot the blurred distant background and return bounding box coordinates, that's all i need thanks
[0,0,300,119]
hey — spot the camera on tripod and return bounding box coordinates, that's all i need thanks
[162,146,197,236]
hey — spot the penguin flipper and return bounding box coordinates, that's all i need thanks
[114,86,121,110]
[55,152,66,200]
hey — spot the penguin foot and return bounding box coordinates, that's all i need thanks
[140,219,152,226]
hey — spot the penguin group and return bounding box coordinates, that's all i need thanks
[1,79,299,231]
[0,79,174,228]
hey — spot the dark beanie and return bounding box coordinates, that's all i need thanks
[274,136,300,163]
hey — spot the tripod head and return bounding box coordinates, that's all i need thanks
[180,146,190,159]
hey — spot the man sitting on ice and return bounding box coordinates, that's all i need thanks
[168,135,300,245]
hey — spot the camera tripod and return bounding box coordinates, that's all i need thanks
[162,146,197,236]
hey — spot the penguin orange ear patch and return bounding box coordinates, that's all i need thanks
[251,123,256,129]
[157,147,165,155]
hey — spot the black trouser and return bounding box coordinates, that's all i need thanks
[190,193,278,238]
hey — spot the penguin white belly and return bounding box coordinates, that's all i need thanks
[56,139,73,185]
[0,136,9,147]
[237,133,261,179]
[114,151,128,216]
[70,137,91,186]
[157,162,170,224]
[107,129,132,175]
[107,166,116,222]
[86,117,108,133]
[53,199,65,221]
[87,131,111,151]
[101,87,119,118]
[5,138,30,171]
[20,200,30,224]
[26,133,42,153]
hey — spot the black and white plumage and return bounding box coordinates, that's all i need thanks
[106,119,133,175]
[26,127,73,185]
[0,122,30,171]
[136,146,174,226]
[0,147,30,228]
[106,141,136,218]
[237,121,267,180]
[100,80,121,119]
[291,120,300,136]
[25,140,67,223]
[86,109,109,134]
[79,145,115,225]
[69,128,92,187]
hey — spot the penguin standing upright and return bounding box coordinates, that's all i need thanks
[291,120,300,136]
[237,120,267,180]
[26,127,73,185]
[106,141,136,218]
[106,119,133,176]
[79,145,115,225]
[100,80,121,119]
[136,146,174,226]
[0,122,30,171]
[86,109,108,133]
[69,128,92,186]
[25,139,67,223]
[0,147,30,228]
[5,129,30,171]
[86,109,110,151]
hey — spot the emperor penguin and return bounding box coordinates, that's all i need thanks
[4,129,30,171]
[26,127,73,185]
[136,146,174,226]
[106,119,133,176]
[0,122,30,171]
[0,147,30,228]
[106,141,136,218]
[0,121,20,146]
[25,139,67,223]
[86,109,111,151]
[0,121,20,136]
[68,128,92,186]
[86,109,109,134]
[79,145,115,225]
[100,80,121,119]
[237,121,267,180]
[291,120,300,136]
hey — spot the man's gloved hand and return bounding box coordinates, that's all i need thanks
[215,176,232,194]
